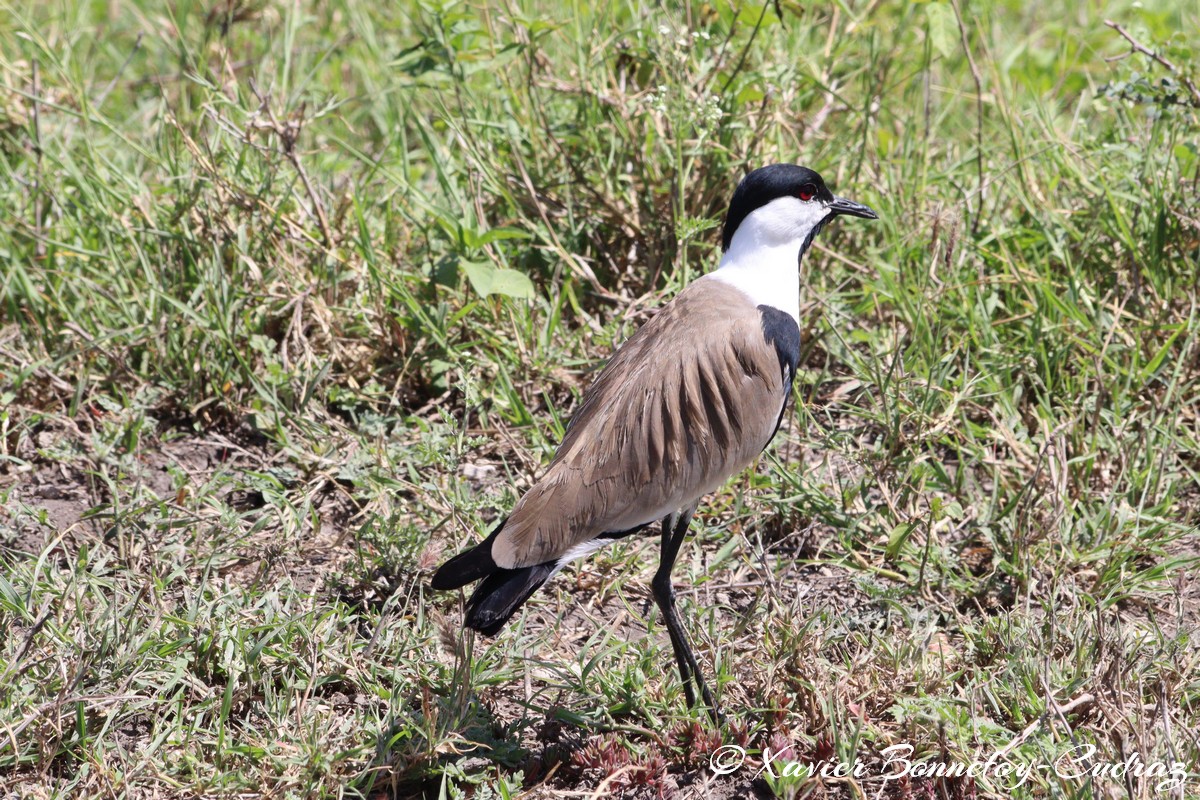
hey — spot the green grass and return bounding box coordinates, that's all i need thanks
[2,0,1199,797]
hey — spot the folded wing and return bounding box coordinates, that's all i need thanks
[491,277,796,570]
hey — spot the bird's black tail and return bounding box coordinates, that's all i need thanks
[430,517,556,635]
[463,563,556,635]
[431,518,508,591]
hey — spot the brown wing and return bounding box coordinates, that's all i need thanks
[491,277,792,569]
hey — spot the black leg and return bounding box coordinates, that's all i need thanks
[651,506,722,723]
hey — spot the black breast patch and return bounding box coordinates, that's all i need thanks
[758,305,800,444]
[757,305,801,388]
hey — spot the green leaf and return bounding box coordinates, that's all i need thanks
[460,260,535,299]
[487,269,536,299]
[675,215,719,243]
[926,2,957,59]
[1142,325,1182,381]
[887,522,916,560]
[475,226,532,246]
[735,85,765,104]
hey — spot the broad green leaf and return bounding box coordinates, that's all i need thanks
[487,268,536,299]
[735,85,765,104]
[887,522,916,560]
[460,260,535,299]
[926,2,957,59]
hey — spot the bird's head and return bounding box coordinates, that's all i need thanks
[720,164,877,254]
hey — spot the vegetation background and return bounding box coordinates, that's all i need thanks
[2,0,1198,797]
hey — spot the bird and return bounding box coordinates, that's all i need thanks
[431,164,877,720]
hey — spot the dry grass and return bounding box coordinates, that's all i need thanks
[2,0,1199,798]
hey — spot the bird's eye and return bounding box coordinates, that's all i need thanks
[797,183,817,202]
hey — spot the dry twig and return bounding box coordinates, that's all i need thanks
[30,60,44,260]
[949,0,986,235]
[248,80,334,248]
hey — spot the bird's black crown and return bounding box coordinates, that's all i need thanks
[721,164,836,251]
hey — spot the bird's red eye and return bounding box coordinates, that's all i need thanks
[797,183,817,202]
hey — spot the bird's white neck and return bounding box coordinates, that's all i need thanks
[710,241,802,322]
[709,196,829,324]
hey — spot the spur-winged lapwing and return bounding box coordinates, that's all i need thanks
[432,164,877,719]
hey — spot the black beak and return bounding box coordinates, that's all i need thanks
[827,196,878,220]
